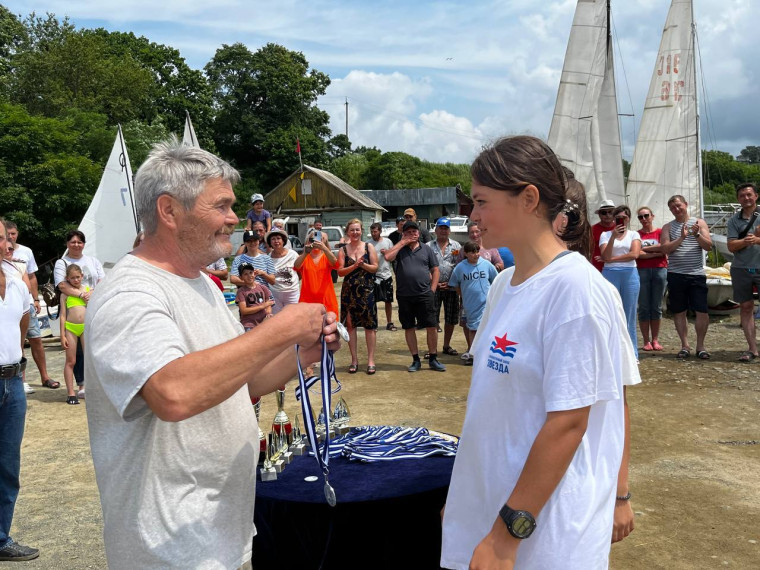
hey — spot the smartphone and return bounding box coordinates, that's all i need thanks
[615,216,626,226]
[313,230,322,242]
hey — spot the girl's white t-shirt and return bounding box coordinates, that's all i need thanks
[599,230,641,269]
[441,252,632,570]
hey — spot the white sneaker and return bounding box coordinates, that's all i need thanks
[24,383,35,394]
[460,351,470,361]
[77,387,85,399]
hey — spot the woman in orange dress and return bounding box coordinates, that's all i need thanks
[294,229,339,316]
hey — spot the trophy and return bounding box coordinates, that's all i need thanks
[272,387,292,437]
[268,432,286,473]
[289,414,306,456]
[316,405,335,440]
[333,397,351,436]
[251,395,266,456]
[276,420,293,465]
[259,432,277,482]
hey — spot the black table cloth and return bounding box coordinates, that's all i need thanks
[253,452,454,570]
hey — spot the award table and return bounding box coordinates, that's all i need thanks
[252,451,455,570]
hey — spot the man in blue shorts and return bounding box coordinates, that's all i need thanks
[384,221,445,372]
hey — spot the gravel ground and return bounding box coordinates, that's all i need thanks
[5,292,760,569]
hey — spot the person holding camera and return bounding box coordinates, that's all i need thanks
[657,195,713,359]
[294,228,339,316]
[600,205,641,359]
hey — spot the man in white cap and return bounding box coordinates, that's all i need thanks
[592,199,616,272]
[245,193,272,232]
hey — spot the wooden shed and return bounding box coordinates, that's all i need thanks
[264,165,386,233]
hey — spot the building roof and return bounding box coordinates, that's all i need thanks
[359,187,463,207]
[265,165,385,212]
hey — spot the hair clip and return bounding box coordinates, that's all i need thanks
[562,200,579,215]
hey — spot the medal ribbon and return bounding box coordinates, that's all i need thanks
[323,425,458,462]
[295,338,336,503]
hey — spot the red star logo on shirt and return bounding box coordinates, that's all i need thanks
[492,332,518,353]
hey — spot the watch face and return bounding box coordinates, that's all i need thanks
[511,514,535,538]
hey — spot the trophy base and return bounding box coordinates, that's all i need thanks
[260,467,277,482]
[273,460,285,473]
[281,451,293,465]
[334,424,350,436]
[290,444,306,456]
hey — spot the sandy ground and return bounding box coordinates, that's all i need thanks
[6,288,760,569]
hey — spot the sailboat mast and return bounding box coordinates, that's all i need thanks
[692,2,704,219]
[117,124,139,233]
[607,0,611,53]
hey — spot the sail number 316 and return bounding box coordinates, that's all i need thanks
[657,53,684,102]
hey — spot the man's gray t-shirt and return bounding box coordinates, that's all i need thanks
[727,211,760,268]
[85,254,258,569]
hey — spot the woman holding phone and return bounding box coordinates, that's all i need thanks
[600,205,642,358]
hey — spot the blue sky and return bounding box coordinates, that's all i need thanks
[5,0,758,164]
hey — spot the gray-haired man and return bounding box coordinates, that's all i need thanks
[85,140,341,569]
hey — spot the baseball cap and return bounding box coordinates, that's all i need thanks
[403,208,416,217]
[402,220,419,231]
[436,217,451,228]
[595,199,615,213]
[250,193,265,204]
[243,230,257,242]
[396,216,406,223]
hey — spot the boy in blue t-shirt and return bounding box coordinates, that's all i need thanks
[449,241,498,365]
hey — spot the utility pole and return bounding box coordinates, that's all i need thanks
[345,97,349,139]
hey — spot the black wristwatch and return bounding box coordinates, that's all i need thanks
[498,504,536,539]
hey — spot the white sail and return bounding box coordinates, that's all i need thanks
[626,0,699,227]
[548,0,625,212]
[182,111,200,148]
[78,125,138,269]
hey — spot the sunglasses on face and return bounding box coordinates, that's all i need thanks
[599,210,614,216]
[637,214,651,220]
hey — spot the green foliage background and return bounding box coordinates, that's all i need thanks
[1,6,759,266]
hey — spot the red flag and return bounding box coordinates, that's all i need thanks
[296,138,301,154]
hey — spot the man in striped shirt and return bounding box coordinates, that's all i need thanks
[658,195,713,360]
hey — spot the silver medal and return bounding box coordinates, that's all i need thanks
[304,475,318,482]
[336,322,349,342]
[324,479,337,507]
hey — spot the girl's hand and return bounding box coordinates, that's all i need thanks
[61,336,69,350]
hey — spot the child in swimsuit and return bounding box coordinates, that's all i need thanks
[59,264,89,405]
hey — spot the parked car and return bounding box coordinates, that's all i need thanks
[379,221,397,238]
[289,234,304,254]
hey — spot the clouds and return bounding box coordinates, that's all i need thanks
[4,0,758,163]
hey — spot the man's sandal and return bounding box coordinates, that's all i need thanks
[385,323,398,331]
[442,346,459,356]
[66,396,80,405]
[738,351,757,362]
[676,348,690,360]
[42,379,60,389]
[696,350,711,360]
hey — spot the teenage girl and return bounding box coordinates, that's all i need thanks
[59,264,89,404]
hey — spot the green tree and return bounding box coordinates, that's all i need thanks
[86,29,215,149]
[0,6,27,98]
[0,102,102,263]
[10,18,154,123]
[737,146,760,164]
[205,42,332,191]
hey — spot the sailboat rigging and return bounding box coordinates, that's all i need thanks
[547,0,626,211]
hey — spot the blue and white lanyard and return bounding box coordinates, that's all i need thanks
[295,339,338,506]
[325,425,458,462]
